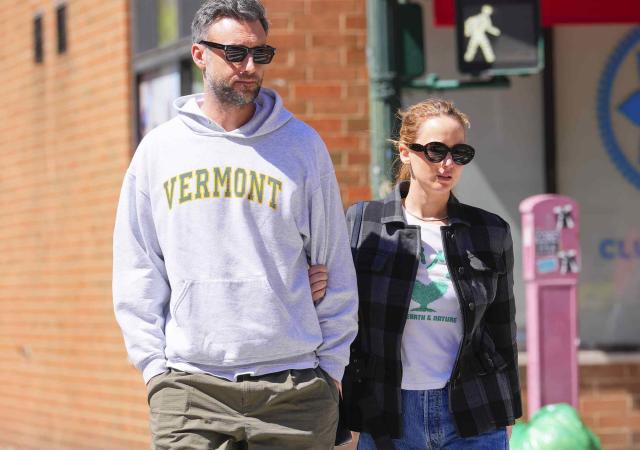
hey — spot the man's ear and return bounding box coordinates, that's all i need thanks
[192,43,206,70]
[398,143,411,165]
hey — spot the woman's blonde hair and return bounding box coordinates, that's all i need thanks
[394,99,470,183]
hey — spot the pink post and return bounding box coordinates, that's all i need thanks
[520,195,580,416]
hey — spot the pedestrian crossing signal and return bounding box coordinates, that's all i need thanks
[456,0,543,76]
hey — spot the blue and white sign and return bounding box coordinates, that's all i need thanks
[556,26,640,348]
[597,27,640,190]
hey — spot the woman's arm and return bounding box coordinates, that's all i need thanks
[483,222,523,419]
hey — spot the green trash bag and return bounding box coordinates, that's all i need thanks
[509,403,602,450]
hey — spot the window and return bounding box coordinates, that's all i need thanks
[137,64,182,137]
[131,0,203,142]
[56,4,67,54]
[132,0,201,53]
[34,14,43,63]
[157,0,178,47]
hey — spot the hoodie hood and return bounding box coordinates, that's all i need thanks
[173,87,293,139]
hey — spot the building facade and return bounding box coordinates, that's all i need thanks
[0,0,638,449]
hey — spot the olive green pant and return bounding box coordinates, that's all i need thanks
[147,367,339,450]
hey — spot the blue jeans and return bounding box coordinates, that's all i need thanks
[357,387,508,450]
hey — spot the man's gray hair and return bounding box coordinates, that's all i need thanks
[191,0,269,43]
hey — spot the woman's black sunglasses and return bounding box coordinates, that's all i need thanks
[408,141,475,165]
[199,40,276,64]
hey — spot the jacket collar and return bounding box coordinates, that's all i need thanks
[380,181,471,227]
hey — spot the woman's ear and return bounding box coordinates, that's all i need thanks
[398,143,411,165]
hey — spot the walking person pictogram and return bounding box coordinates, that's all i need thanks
[463,4,501,63]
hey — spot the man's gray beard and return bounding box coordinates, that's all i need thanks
[207,74,261,107]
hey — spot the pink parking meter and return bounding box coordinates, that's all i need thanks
[520,195,580,415]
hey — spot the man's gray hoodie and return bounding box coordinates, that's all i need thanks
[113,88,358,383]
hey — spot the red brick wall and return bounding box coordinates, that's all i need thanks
[520,362,640,450]
[0,1,147,449]
[263,0,371,205]
[579,364,640,449]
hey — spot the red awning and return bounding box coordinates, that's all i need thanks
[434,0,640,26]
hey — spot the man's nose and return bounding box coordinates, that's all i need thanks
[442,153,454,167]
[241,54,257,72]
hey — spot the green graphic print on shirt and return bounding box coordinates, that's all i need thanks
[407,248,457,324]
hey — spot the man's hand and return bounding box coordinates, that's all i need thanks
[146,370,169,387]
[309,264,328,303]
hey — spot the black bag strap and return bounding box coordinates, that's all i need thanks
[350,201,365,258]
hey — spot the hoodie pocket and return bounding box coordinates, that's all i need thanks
[170,277,308,365]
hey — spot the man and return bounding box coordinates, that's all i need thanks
[112,1,358,448]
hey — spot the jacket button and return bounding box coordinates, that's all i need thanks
[458,266,465,275]
[448,231,454,240]
[468,302,475,311]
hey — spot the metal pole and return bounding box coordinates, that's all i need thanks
[542,27,557,194]
[367,0,401,198]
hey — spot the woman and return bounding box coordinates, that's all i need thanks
[341,99,522,449]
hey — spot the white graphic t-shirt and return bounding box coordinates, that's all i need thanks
[401,209,463,390]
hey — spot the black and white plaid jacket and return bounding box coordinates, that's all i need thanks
[340,182,522,448]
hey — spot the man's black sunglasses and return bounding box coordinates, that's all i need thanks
[199,40,276,64]
[408,141,475,165]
